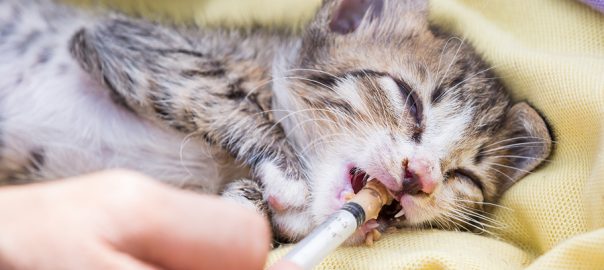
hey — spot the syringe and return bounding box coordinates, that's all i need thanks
[276,180,393,270]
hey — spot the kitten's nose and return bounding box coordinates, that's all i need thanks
[402,158,437,195]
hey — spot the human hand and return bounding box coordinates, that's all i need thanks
[0,170,270,270]
[267,260,303,270]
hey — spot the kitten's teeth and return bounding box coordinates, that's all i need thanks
[371,229,381,241]
[365,233,374,246]
[394,209,405,218]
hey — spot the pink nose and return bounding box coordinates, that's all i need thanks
[403,158,437,195]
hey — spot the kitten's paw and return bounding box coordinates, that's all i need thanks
[221,179,269,218]
[256,162,309,212]
[252,158,312,241]
[271,207,314,242]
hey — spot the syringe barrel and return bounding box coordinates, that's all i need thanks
[283,203,365,270]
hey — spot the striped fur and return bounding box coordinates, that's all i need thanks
[0,0,552,244]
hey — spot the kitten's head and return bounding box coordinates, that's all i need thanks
[272,0,552,243]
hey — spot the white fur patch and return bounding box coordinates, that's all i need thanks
[257,162,308,208]
[378,76,405,115]
[270,41,311,150]
[424,105,473,159]
[336,77,364,110]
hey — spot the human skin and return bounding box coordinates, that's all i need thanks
[267,260,302,270]
[0,170,271,270]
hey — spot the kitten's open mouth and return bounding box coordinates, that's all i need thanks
[349,167,405,221]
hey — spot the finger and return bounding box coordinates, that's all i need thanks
[110,187,271,270]
[267,260,303,270]
[96,247,160,270]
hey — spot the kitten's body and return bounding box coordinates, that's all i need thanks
[0,0,552,244]
[0,1,258,190]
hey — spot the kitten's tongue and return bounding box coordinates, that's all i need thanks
[351,171,368,193]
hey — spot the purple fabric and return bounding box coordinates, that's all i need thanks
[580,0,604,13]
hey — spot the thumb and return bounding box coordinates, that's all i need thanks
[98,248,160,270]
[109,187,271,270]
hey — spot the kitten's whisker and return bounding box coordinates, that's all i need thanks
[435,214,461,231]
[483,141,549,153]
[452,199,513,211]
[285,118,338,138]
[433,65,499,103]
[491,155,553,163]
[287,81,362,128]
[454,205,505,226]
[317,106,374,138]
[284,68,340,81]
[459,212,504,227]
[483,136,553,149]
[242,77,275,98]
[435,36,466,91]
[442,218,461,232]
[269,108,334,127]
[299,133,347,156]
[489,167,516,183]
[485,162,535,175]
[224,74,337,128]
[177,131,201,180]
[441,211,494,235]
[212,76,279,133]
[252,106,346,152]
[435,36,464,87]
[288,76,339,92]
[445,208,502,234]
[248,109,295,115]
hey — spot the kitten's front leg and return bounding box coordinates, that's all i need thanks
[221,179,269,218]
[69,17,310,214]
[221,178,312,244]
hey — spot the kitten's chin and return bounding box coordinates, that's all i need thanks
[395,194,435,227]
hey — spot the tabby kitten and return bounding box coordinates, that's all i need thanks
[0,0,551,244]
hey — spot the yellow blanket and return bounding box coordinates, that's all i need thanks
[69,0,604,268]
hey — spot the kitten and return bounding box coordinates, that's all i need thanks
[0,0,552,244]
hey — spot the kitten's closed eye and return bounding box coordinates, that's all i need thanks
[451,169,484,194]
[394,79,421,124]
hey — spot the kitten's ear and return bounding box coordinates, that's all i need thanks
[329,0,384,34]
[314,0,384,34]
[488,102,553,189]
[312,0,428,35]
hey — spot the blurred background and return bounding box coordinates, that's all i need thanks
[64,0,321,28]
